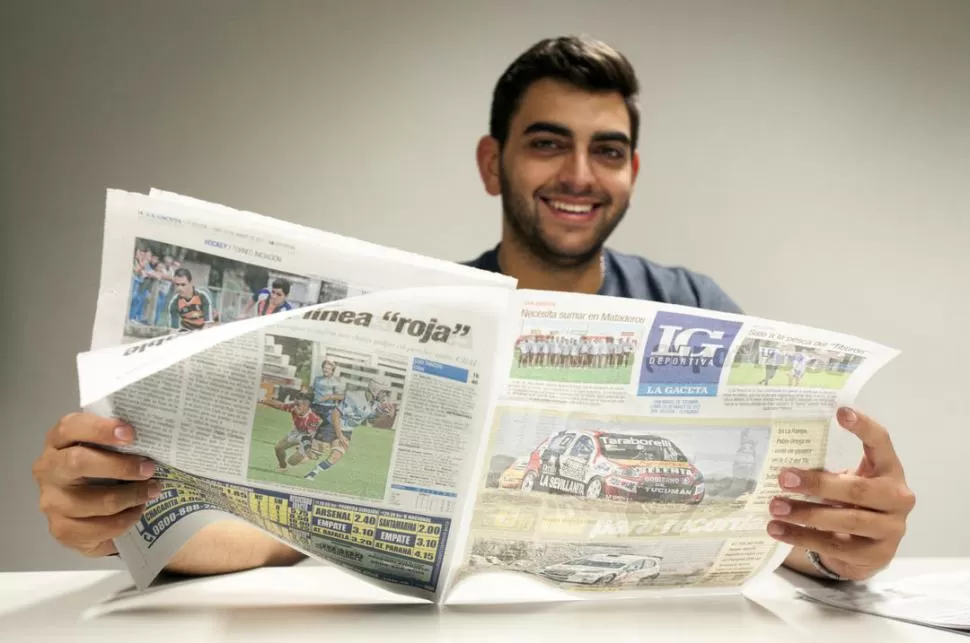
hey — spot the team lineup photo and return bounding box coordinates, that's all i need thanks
[728,337,866,389]
[247,334,405,501]
[509,319,640,385]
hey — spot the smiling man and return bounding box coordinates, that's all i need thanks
[30,35,914,585]
[465,35,915,583]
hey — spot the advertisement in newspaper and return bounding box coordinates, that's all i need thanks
[450,291,899,597]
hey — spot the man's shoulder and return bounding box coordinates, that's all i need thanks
[461,245,501,272]
[459,244,743,315]
[603,248,743,314]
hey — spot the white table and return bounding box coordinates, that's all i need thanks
[0,558,966,642]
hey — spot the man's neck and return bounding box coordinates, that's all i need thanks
[497,236,604,294]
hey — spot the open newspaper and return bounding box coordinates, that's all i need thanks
[77,188,900,604]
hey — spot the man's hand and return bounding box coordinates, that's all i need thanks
[32,413,160,557]
[768,407,915,581]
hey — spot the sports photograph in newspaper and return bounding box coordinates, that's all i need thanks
[123,237,320,342]
[509,318,640,385]
[247,334,404,501]
[462,537,755,590]
[480,407,770,507]
[727,336,867,389]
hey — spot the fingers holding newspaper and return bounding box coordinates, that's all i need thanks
[31,412,160,557]
[768,407,916,581]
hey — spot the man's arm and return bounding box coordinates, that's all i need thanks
[169,297,179,329]
[164,521,305,576]
[202,291,213,323]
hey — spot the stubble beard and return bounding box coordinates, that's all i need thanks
[499,164,628,270]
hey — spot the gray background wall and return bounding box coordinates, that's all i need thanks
[1,0,967,572]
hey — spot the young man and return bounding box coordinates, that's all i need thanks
[462,35,914,583]
[168,267,213,332]
[258,390,323,470]
[31,35,913,583]
[243,277,294,317]
[310,359,345,422]
[303,376,394,480]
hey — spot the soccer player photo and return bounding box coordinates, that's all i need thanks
[727,337,866,390]
[123,237,315,343]
[246,335,404,501]
[509,319,640,385]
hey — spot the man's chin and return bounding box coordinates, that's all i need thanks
[538,242,604,268]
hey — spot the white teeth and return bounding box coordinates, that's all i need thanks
[549,200,594,213]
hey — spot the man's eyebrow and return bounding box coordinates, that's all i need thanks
[523,121,573,138]
[591,131,631,146]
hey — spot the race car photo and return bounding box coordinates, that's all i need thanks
[539,553,663,586]
[518,428,706,504]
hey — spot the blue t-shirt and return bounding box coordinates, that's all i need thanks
[462,245,743,314]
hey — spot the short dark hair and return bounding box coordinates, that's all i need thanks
[271,278,291,296]
[174,267,193,281]
[489,35,640,149]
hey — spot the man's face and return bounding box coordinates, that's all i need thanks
[323,362,334,377]
[488,78,639,267]
[269,287,287,307]
[174,276,192,298]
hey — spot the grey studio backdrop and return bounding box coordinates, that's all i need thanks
[0,0,967,572]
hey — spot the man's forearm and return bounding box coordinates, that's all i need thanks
[164,520,305,576]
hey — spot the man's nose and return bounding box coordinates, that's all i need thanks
[556,151,595,194]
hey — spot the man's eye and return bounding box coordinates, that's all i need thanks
[596,146,625,160]
[531,139,563,150]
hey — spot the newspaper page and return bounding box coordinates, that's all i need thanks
[449,289,899,600]
[797,571,970,635]
[83,189,515,600]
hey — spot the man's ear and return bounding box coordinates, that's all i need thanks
[631,149,641,184]
[476,135,502,196]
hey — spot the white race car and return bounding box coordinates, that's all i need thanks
[539,553,662,586]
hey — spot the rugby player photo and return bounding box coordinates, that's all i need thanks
[248,337,403,501]
[123,237,315,343]
[256,390,323,470]
[303,375,396,481]
[728,337,865,389]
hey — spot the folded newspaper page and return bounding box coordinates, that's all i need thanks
[797,571,970,635]
[78,188,900,604]
[448,291,899,599]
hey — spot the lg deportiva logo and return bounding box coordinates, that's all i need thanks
[647,325,729,371]
[638,312,742,397]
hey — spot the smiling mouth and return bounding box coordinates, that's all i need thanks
[540,197,603,220]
